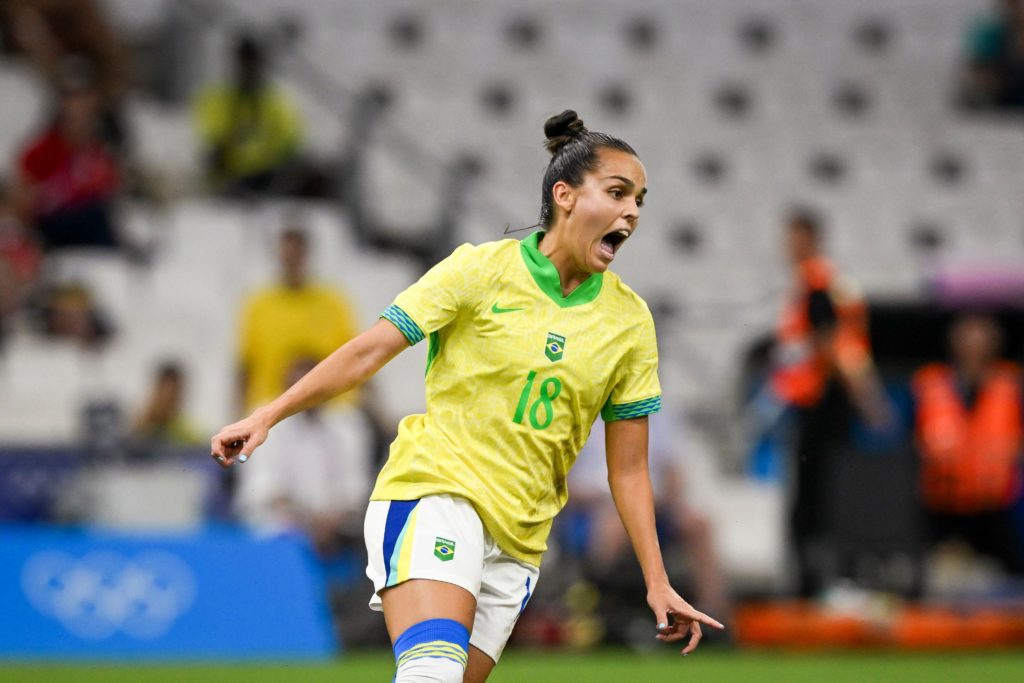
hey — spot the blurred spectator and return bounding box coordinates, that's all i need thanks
[236,224,360,414]
[0,0,132,152]
[760,207,892,597]
[565,413,731,627]
[235,357,372,560]
[129,361,204,450]
[0,178,42,344]
[910,313,1024,575]
[13,75,125,252]
[37,281,111,348]
[193,32,309,197]
[958,0,1024,111]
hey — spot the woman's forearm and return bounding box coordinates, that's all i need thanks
[605,417,726,648]
[257,319,407,427]
[609,467,670,588]
[605,416,670,589]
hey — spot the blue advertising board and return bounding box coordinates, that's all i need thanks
[0,525,336,660]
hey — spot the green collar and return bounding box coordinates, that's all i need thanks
[519,231,603,308]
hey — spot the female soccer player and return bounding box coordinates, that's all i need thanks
[211,110,724,682]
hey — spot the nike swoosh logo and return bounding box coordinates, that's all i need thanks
[491,303,525,314]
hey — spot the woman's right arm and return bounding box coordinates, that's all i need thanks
[210,318,409,466]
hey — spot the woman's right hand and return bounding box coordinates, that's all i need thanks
[210,410,271,468]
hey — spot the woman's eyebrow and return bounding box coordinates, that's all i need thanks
[604,175,636,188]
[605,175,648,197]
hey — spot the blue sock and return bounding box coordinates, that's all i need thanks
[393,618,470,669]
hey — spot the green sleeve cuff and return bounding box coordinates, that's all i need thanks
[381,304,425,345]
[601,395,662,422]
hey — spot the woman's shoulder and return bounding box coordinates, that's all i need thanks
[602,271,652,317]
[450,238,519,257]
[442,238,521,273]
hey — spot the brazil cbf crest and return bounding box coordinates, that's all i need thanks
[545,332,566,362]
[434,537,455,562]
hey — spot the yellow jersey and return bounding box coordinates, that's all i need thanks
[238,283,360,411]
[372,232,661,566]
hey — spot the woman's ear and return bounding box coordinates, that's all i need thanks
[552,180,576,217]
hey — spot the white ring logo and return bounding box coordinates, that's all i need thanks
[21,550,196,640]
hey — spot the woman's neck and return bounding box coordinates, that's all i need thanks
[538,229,589,297]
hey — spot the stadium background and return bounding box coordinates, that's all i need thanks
[1,0,1023,680]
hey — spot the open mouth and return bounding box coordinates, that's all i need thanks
[599,228,631,259]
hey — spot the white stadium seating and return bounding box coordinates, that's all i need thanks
[4,0,1018,443]
[0,0,1018,587]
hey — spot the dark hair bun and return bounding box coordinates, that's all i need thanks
[544,109,588,155]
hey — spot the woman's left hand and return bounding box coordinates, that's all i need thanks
[647,583,725,655]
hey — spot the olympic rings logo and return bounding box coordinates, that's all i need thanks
[21,550,196,640]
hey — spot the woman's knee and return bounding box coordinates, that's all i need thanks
[392,618,469,683]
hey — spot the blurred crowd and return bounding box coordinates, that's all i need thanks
[749,210,1024,602]
[0,0,1022,653]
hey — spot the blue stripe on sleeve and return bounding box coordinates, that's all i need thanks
[381,305,426,345]
[601,395,662,422]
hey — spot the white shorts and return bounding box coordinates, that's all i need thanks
[364,494,540,662]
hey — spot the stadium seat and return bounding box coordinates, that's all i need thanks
[0,63,45,170]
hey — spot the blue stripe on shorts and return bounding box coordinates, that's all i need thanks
[382,500,419,586]
[519,576,532,615]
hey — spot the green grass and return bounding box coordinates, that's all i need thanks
[3,650,1024,682]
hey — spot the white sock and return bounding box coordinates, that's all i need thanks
[394,655,466,683]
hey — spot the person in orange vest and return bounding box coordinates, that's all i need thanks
[771,208,889,422]
[770,208,893,597]
[911,313,1023,575]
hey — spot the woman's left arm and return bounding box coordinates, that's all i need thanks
[605,416,725,654]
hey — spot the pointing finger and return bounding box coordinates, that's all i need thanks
[697,612,725,630]
[676,607,724,630]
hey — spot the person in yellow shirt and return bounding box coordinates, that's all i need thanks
[129,360,204,450]
[212,110,723,683]
[236,226,360,414]
[193,33,302,196]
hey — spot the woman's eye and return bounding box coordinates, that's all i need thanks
[610,189,623,199]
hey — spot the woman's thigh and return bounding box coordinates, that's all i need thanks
[381,578,477,641]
